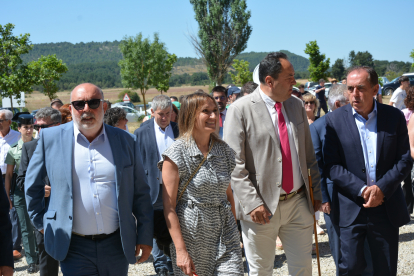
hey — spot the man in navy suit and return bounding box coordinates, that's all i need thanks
[0,177,13,276]
[135,95,179,276]
[324,66,412,275]
[25,83,154,276]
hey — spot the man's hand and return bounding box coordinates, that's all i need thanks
[319,202,331,214]
[0,265,13,276]
[44,185,51,197]
[40,229,44,234]
[249,205,271,224]
[313,200,322,213]
[363,185,384,208]
[135,244,152,264]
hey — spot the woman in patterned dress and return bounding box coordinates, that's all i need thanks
[159,92,244,276]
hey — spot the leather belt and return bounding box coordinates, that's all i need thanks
[279,185,305,201]
[72,228,119,241]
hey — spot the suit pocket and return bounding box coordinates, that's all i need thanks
[45,210,56,220]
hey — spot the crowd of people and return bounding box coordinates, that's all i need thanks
[0,52,413,276]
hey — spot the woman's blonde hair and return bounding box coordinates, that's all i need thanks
[302,93,320,116]
[178,92,220,142]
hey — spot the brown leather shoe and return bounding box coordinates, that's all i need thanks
[13,250,22,260]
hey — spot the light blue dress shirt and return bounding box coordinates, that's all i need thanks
[72,124,118,235]
[352,101,378,196]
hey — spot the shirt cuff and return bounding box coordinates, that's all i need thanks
[358,185,367,197]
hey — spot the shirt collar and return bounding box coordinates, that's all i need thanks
[352,100,377,121]
[220,109,227,116]
[74,122,106,143]
[259,87,280,109]
[185,136,225,158]
[154,119,170,133]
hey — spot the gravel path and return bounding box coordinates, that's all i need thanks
[13,215,414,275]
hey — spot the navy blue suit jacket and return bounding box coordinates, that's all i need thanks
[0,178,13,268]
[25,122,154,263]
[134,119,179,204]
[324,103,412,228]
[310,116,333,204]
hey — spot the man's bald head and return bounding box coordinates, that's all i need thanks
[70,83,104,102]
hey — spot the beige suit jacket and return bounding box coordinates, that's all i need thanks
[224,88,321,222]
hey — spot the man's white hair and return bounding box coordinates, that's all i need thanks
[0,110,13,120]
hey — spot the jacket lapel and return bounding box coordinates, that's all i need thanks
[376,103,385,164]
[61,122,74,194]
[106,125,121,198]
[344,105,365,164]
[148,119,160,157]
[251,89,280,147]
[283,98,300,153]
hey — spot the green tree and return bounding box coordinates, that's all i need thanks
[349,51,374,67]
[331,58,345,80]
[189,0,252,85]
[0,23,38,112]
[229,59,252,86]
[28,54,68,101]
[304,40,330,82]
[153,53,177,94]
[119,33,173,114]
[410,49,414,70]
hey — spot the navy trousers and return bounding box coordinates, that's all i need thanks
[325,184,373,276]
[338,205,398,276]
[60,230,129,276]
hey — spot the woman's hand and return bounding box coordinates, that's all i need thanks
[176,248,196,276]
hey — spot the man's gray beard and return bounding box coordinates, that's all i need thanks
[72,112,103,130]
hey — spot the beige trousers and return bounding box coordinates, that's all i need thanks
[240,192,314,276]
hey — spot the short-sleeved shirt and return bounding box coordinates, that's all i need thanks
[390,87,406,110]
[315,85,326,102]
[5,139,28,173]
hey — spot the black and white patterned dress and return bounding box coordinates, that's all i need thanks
[158,137,244,276]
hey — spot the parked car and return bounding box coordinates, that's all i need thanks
[112,101,136,110]
[30,109,38,116]
[307,83,332,98]
[116,106,143,122]
[382,73,414,96]
[379,77,389,84]
[0,107,20,114]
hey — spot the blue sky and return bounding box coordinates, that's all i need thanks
[2,0,414,65]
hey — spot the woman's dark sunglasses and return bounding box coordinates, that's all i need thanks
[304,101,315,105]
[34,123,57,131]
[71,99,103,111]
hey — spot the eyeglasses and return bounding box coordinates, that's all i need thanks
[304,101,315,105]
[34,123,57,131]
[214,96,226,101]
[71,99,103,111]
[0,119,8,123]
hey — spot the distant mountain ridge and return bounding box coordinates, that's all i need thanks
[21,41,310,72]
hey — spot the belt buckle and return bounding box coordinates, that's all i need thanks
[284,194,288,201]
[91,234,97,241]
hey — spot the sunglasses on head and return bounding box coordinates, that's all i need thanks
[34,123,56,131]
[304,101,315,105]
[71,99,103,111]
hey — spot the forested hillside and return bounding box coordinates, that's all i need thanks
[22,41,411,91]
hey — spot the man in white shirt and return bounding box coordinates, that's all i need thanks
[389,76,410,110]
[0,109,22,260]
[135,95,179,276]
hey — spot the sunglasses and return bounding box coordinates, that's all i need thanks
[214,96,226,101]
[34,123,57,131]
[304,101,315,105]
[71,99,103,111]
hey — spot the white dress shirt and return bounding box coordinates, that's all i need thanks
[259,88,303,194]
[154,120,175,184]
[0,128,21,174]
[72,124,118,235]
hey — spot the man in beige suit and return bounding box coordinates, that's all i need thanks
[224,52,322,276]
